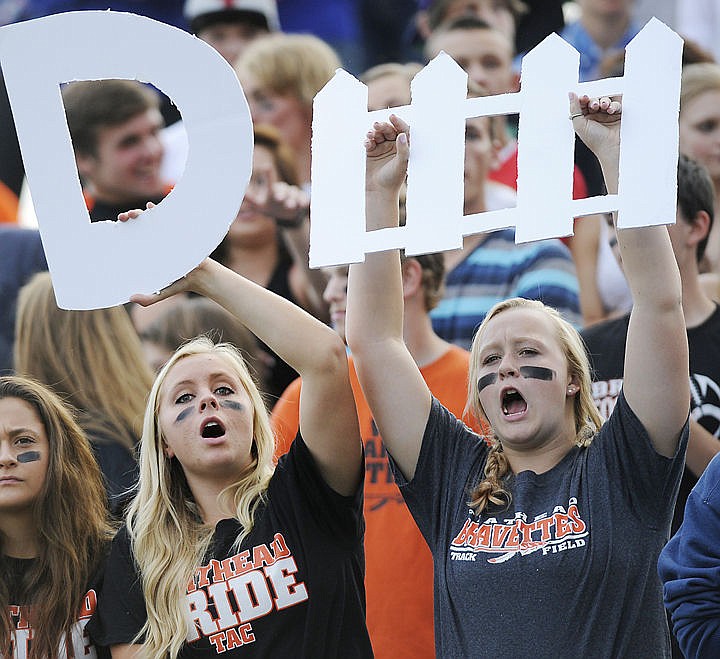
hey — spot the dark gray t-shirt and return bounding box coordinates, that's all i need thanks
[390,392,688,658]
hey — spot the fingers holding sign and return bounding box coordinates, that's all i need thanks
[569,93,622,169]
[365,114,410,194]
[117,201,156,223]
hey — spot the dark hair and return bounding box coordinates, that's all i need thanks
[677,154,715,262]
[403,253,446,310]
[62,80,160,157]
[191,9,270,34]
[434,14,494,34]
[427,0,526,32]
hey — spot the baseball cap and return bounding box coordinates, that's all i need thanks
[184,0,281,34]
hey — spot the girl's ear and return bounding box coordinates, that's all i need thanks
[400,258,423,299]
[566,373,581,397]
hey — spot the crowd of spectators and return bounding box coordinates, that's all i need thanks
[2,1,720,657]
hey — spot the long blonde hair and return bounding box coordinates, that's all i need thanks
[0,376,112,659]
[126,337,276,659]
[13,272,154,452]
[466,298,602,514]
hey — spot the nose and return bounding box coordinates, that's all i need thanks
[497,354,518,379]
[243,179,263,209]
[199,394,219,412]
[323,277,345,305]
[467,64,489,92]
[147,134,164,160]
[0,441,17,467]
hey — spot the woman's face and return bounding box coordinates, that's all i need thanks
[0,397,49,516]
[464,115,496,210]
[680,89,720,182]
[367,74,411,112]
[157,353,255,485]
[475,307,578,451]
[230,144,278,246]
[239,72,311,153]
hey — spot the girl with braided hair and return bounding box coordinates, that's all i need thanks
[346,96,689,657]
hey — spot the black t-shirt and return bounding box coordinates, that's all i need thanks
[582,305,720,534]
[88,193,168,223]
[87,434,372,657]
[6,555,109,658]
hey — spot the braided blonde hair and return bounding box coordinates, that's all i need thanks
[466,298,602,514]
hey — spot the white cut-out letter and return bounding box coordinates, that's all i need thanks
[309,18,682,268]
[0,11,252,309]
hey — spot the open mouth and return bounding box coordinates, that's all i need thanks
[502,389,527,417]
[201,419,226,439]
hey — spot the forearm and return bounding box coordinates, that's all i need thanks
[192,260,344,378]
[588,104,688,452]
[346,189,404,352]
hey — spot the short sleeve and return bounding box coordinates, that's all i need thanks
[592,391,689,527]
[272,432,364,548]
[388,397,487,551]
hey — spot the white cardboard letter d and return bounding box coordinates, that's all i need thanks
[0,11,252,309]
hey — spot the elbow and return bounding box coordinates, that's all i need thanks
[315,330,351,379]
[675,621,720,659]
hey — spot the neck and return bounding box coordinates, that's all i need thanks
[227,239,279,287]
[188,479,234,528]
[0,513,39,558]
[403,304,450,368]
[581,10,631,49]
[681,263,716,327]
[503,433,575,475]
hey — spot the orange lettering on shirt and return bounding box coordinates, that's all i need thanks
[252,544,276,569]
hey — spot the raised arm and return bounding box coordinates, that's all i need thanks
[571,94,689,456]
[346,117,432,481]
[131,256,361,495]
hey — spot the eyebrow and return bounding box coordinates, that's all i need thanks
[480,336,545,353]
[166,372,237,393]
[7,428,40,438]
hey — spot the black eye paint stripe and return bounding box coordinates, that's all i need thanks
[175,407,193,424]
[477,373,497,391]
[477,366,555,391]
[17,451,41,463]
[519,366,555,381]
[220,400,243,411]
